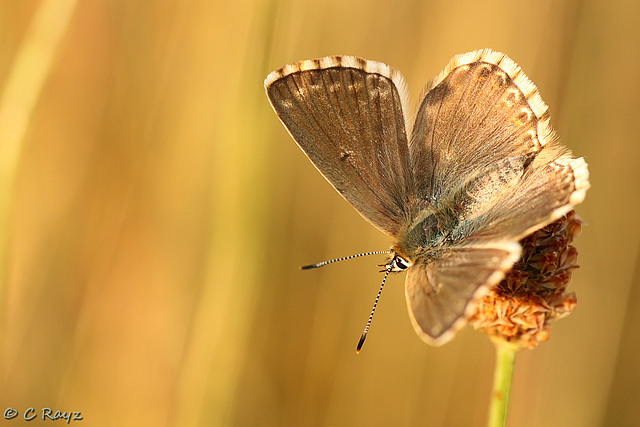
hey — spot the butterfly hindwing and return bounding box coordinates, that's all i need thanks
[405,242,521,345]
[457,154,589,244]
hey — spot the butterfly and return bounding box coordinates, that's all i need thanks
[264,49,589,347]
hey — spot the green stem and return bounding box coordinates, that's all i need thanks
[488,340,517,427]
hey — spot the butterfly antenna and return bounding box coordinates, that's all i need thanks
[300,250,390,270]
[356,265,392,354]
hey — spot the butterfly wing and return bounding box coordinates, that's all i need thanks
[457,154,589,244]
[410,49,555,203]
[405,154,588,346]
[410,49,590,243]
[265,57,414,236]
[405,242,521,345]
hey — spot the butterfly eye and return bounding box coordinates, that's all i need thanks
[392,255,410,271]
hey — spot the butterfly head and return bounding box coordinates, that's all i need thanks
[384,249,413,273]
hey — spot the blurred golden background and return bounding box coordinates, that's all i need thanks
[0,0,638,426]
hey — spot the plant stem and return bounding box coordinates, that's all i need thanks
[488,340,517,427]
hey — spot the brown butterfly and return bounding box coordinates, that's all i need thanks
[264,49,589,348]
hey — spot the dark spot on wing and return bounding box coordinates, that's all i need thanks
[340,151,353,161]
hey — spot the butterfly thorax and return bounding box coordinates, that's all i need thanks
[392,206,460,266]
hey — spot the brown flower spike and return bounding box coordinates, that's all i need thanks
[471,211,583,349]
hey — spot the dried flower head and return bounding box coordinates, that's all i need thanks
[470,211,583,349]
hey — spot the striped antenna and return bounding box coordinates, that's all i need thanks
[300,250,390,270]
[356,264,392,354]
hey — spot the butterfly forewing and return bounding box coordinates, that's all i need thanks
[265,57,414,236]
[410,51,548,203]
